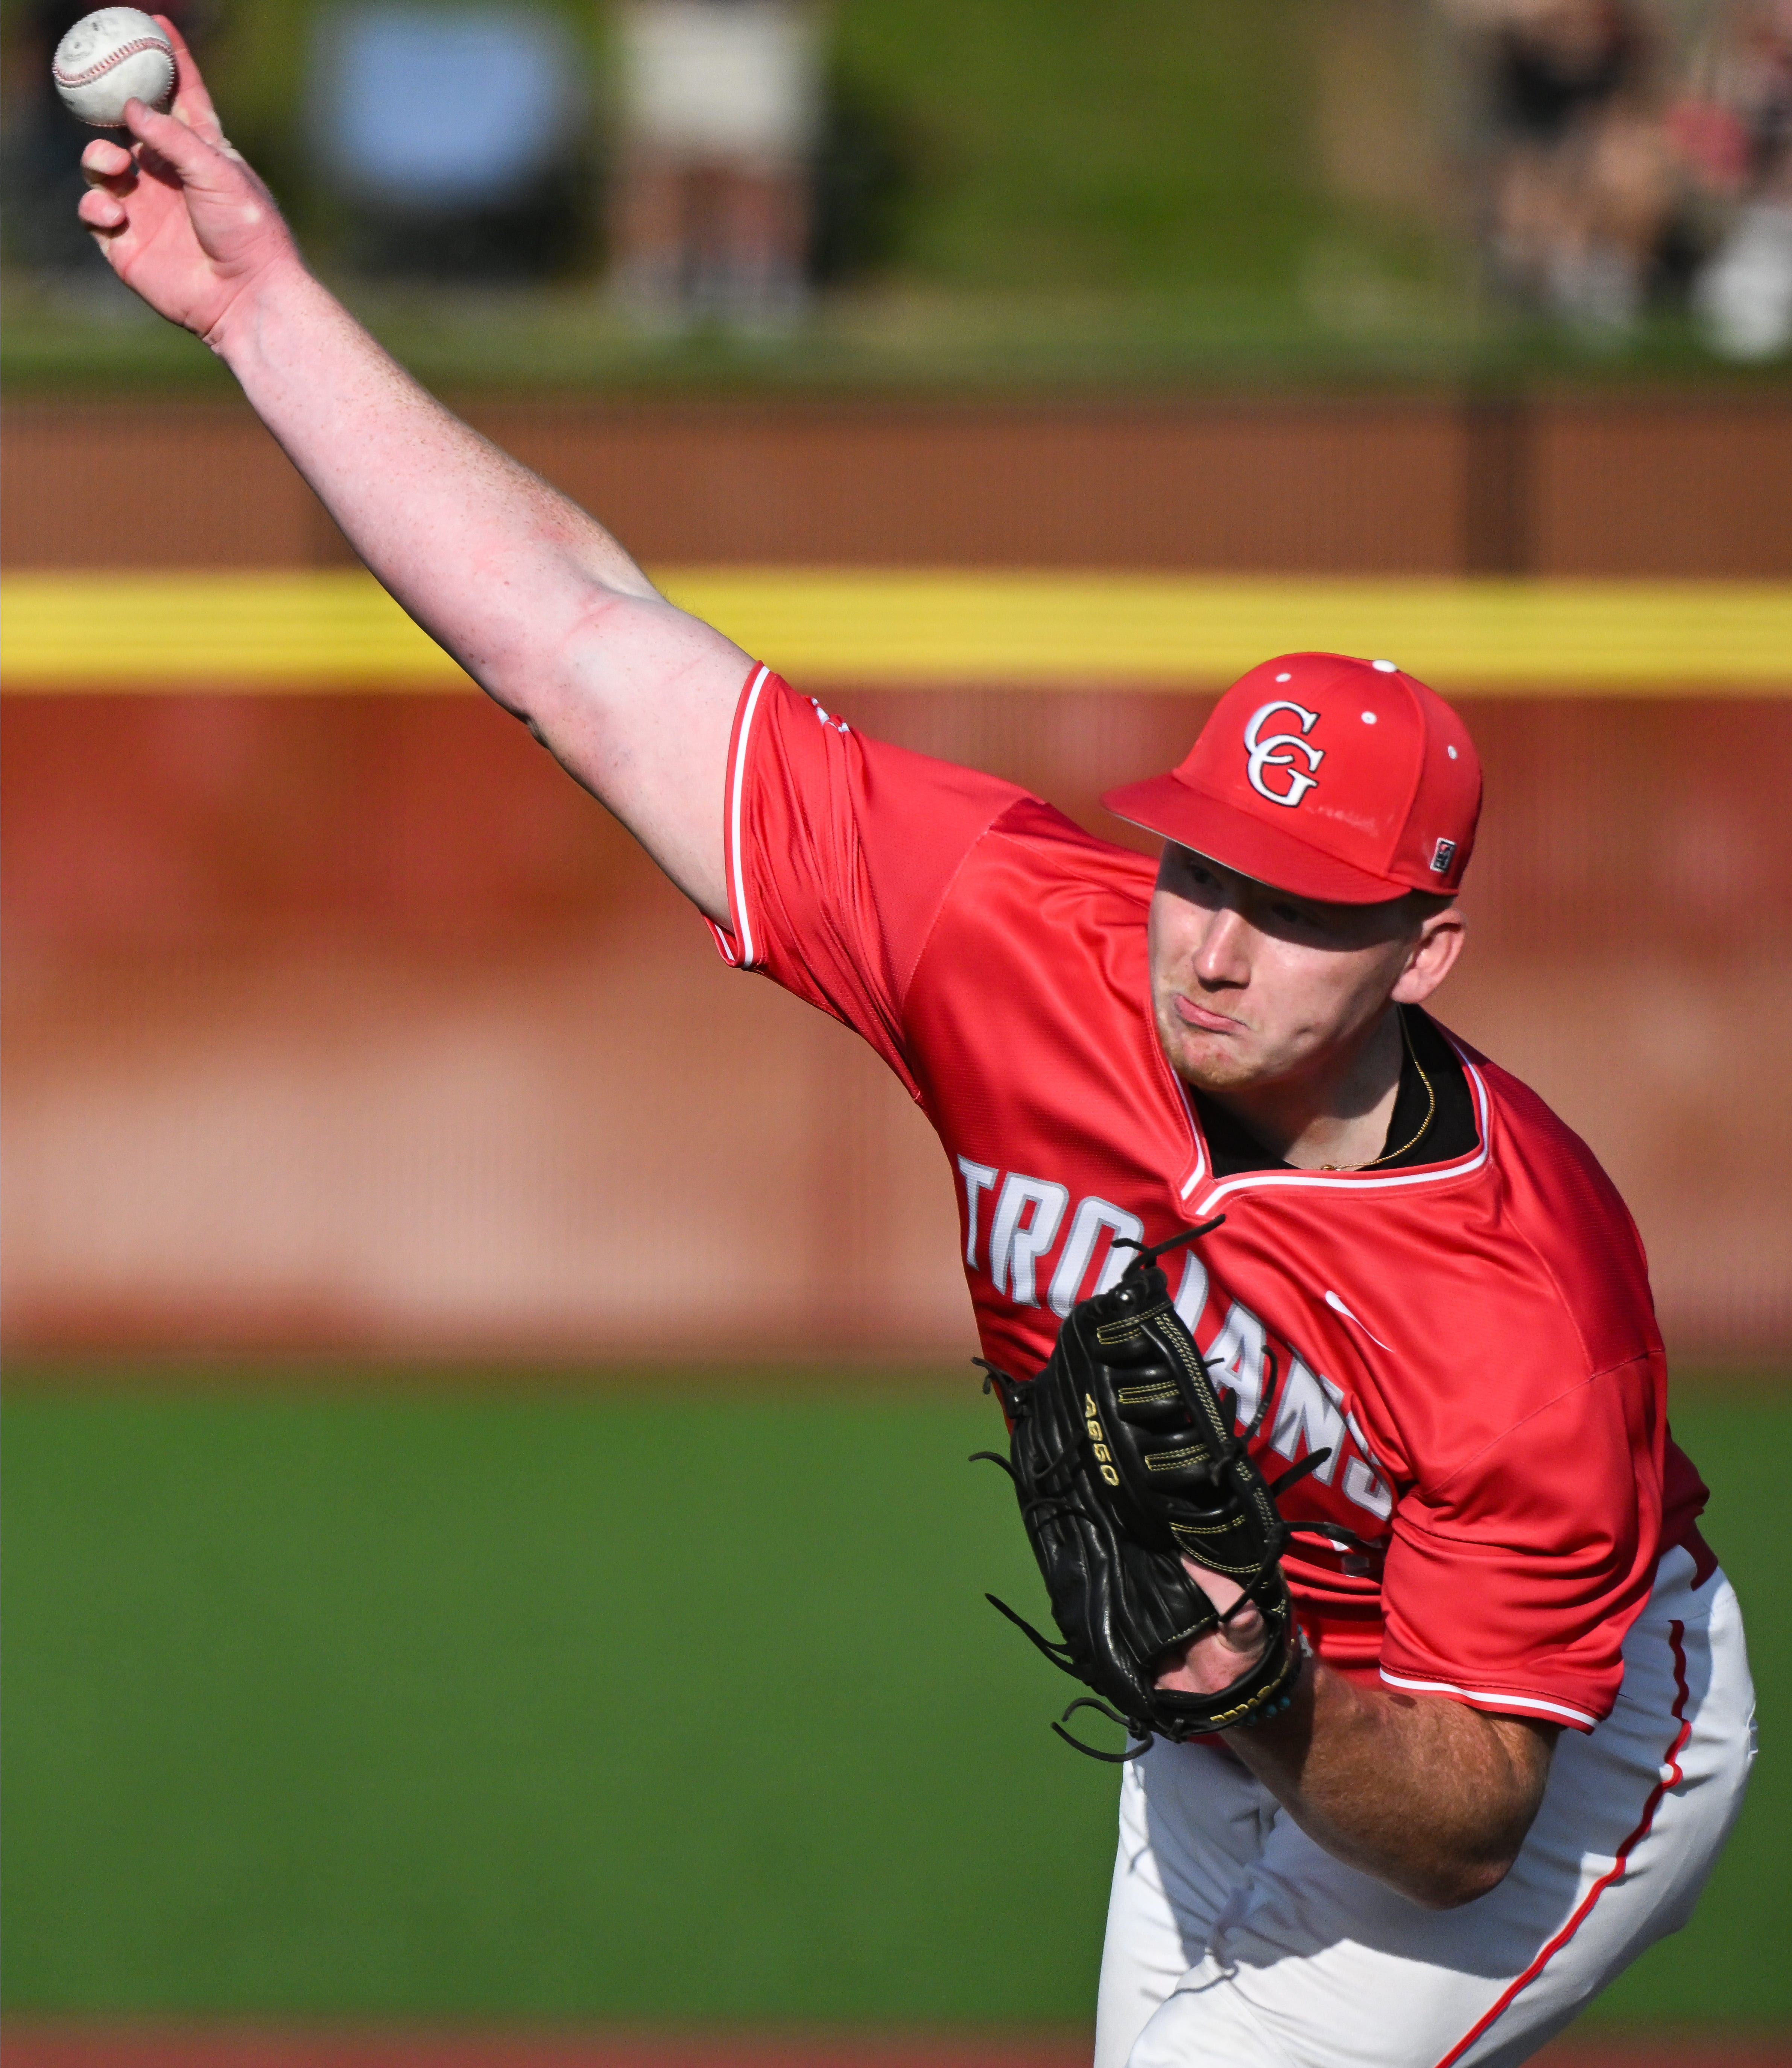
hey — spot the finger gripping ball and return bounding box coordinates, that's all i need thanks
[53,9,176,128]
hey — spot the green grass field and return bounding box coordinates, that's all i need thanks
[2,1378,1784,2028]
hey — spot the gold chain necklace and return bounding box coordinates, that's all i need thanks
[1322,1012,1435,1172]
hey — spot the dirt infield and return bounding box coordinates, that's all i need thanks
[2,2027,1786,2068]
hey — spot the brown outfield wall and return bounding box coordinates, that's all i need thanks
[3,394,1789,577]
[2,691,1786,1363]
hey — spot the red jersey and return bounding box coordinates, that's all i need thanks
[708,669,1709,1731]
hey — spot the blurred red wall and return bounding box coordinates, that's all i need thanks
[4,688,1786,1362]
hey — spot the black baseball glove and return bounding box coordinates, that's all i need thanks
[974,1222,1362,1759]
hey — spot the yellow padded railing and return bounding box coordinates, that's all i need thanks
[3,570,1787,692]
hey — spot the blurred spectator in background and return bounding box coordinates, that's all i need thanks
[307,2,590,280]
[1671,0,1792,357]
[1462,0,1675,334]
[609,0,825,331]
[2,0,207,292]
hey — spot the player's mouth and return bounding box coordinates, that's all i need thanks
[1172,994,1246,1035]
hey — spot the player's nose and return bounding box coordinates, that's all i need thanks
[1192,904,1252,985]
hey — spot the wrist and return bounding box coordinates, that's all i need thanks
[1233,1631,1311,1732]
[204,248,316,365]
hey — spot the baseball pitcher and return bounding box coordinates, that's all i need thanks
[73,37,1756,2066]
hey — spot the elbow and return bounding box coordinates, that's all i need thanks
[1408,1731,1556,1910]
[1404,1811,1538,1908]
[1411,1852,1520,1910]
[473,582,646,723]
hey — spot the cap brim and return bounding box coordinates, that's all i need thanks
[1100,774,1413,904]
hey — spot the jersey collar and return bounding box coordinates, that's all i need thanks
[1172,1041,1493,1213]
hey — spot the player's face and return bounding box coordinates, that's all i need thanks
[1148,846,1461,1094]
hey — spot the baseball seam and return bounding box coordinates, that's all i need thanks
[54,37,172,87]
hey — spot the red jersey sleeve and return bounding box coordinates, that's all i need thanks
[1376,1348,1668,1730]
[708,667,1027,1092]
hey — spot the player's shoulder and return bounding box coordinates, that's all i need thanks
[1452,1030,1621,1193]
[976,793,1158,904]
[751,671,1152,897]
[1442,1026,1657,1366]
[899,792,1155,1023]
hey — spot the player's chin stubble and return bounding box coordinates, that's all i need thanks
[1153,991,1265,1095]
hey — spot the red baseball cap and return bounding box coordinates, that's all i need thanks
[1102,652,1482,904]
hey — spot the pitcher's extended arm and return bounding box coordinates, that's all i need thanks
[77,23,741,919]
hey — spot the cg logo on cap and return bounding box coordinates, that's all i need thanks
[1243,700,1324,809]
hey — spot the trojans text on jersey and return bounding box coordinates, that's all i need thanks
[959,1159,1395,1538]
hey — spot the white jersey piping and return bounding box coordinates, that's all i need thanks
[1175,1082,1209,1199]
[1379,1667,1598,1730]
[1180,1050,1493,1209]
[725,664,771,969]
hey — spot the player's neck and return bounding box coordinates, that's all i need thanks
[1202,1004,1406,1172]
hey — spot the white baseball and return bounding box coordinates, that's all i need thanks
[53,9,176,128]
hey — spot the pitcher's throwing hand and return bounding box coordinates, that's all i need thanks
[77,20,296,344]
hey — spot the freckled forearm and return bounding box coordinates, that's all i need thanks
[211,268,657,680]
[1224,1658,1554,1908]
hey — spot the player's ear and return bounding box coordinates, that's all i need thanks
[1390,901,1465,1006]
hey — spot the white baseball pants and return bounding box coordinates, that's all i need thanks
[1094,1545,1756,2068]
